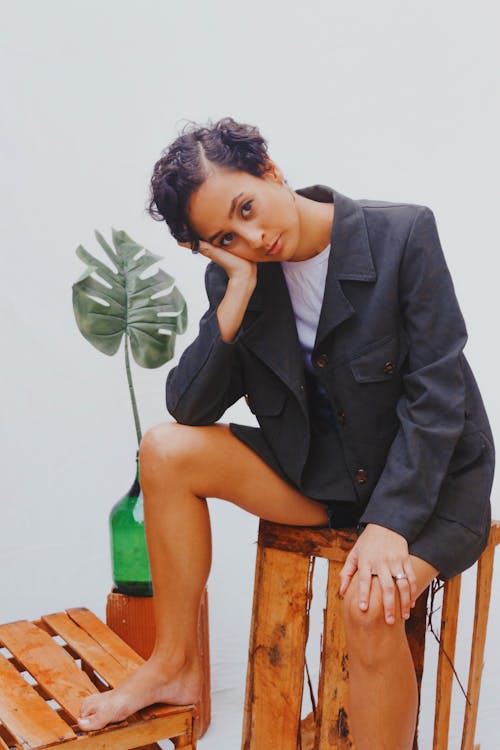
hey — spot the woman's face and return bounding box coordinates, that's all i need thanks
[186,161,301,262]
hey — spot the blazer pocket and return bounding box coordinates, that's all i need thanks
[245,387,287,416]
[350,332,409,383]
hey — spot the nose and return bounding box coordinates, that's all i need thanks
[240,224,265,249]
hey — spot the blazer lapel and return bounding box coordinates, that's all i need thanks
[242,262,306,393]
[241,185,377,387]
[301,186,377,353]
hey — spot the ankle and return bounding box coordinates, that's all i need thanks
[150,644,200,672]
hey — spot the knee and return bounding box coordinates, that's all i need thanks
[139,422,194,473]
[342,584,387,632]
[341,579,403,663]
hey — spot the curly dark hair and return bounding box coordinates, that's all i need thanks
[147,117,270,245]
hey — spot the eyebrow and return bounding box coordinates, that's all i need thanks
[208,192,244,244]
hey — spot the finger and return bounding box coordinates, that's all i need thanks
[378,566,397,625]
[394,575,411,620]
[195,240,221,258]
[178,239,207,254]
[339,552,358,596]
[404,559,418,608]
[357,564,373,612]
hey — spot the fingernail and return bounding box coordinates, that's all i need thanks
[359,601,367,610]
[404,613,410,620]
[387,615,395,624]
[79,718,90,725]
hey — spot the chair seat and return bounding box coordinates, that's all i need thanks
[0,607,197,750]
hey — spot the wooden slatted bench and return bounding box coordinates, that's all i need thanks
[242,518,500,750]
[0,607,197,750]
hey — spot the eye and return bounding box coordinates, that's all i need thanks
[219,200,253,247]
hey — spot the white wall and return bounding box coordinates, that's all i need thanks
[1,2,499,748]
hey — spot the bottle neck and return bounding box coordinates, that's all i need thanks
[130,450,140,496]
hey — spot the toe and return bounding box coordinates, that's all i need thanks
[79,695,99,717]
[77,712,105,731]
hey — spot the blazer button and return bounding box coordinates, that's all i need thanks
[383,361,395,375]
[355,468,368,483]
[337,410,346,425]
[315,353,329,368]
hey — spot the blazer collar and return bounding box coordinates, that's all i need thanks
[246,183,376,314]
[295,184,376,281]
[242,185,376,389]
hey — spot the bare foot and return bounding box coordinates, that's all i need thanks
[77,652,202,732]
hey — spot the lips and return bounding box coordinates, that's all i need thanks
[265,235,282,256]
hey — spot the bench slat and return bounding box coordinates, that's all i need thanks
[66,608,143,671]
[42,612,131,686]
[0,621,97,721]
[0,652,75,749]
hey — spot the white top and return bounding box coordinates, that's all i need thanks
[281,244,331,373]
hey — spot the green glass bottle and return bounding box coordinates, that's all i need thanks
[109,453,153,596]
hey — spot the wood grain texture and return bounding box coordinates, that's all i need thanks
[66,607,144,671]
[0,608,197,750]
[0,620,98,721]
[0,651,76,748]
[461,534,496,750]
[314,558,353,749]
[259,521,357,563]
[42,612,133,686]
[433,573,461,750]
[405,585,431,750]
[242,543,312,750]
[63,711,192,750]
[244,519,499,750]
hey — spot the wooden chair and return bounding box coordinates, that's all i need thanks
[242,518,500,750]
[0,607,197,750]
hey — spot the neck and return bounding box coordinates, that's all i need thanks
[291,193,334,261]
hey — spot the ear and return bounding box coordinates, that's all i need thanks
[262,158,284,184]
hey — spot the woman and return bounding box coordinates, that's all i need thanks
[78,118,495,749]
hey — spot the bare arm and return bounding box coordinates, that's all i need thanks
[166,240,257,424]
[185,239,258,342]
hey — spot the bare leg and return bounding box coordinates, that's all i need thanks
[342,555,439,750]
[77,423,328,730]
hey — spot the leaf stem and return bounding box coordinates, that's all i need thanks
[124,334,142,446]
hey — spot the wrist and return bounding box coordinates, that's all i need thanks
[227,273,256,296]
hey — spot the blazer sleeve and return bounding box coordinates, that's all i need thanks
[166,261,246,425]
[357,206,468,543]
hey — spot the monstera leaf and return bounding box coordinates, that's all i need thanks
[73,229,187,368]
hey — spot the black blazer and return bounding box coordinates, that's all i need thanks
[166,185,494,544]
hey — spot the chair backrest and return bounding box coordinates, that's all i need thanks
[242,519,499,750]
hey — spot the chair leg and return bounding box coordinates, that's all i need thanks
[405,584,431,750]
[242,543,312,750]
[432,573,461,750]
[314,558,352,749]
[461,535,496,750]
